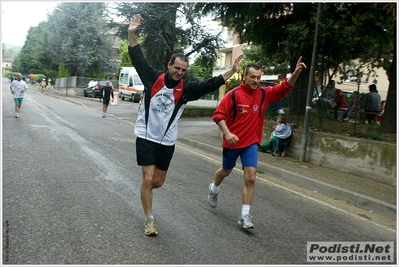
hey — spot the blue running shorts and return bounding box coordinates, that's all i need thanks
[222,143,258,170]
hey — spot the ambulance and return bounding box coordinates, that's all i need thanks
[118,67,144,103]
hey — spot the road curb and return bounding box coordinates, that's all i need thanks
[177,137,396,220]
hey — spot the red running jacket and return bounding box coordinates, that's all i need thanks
[213,79,294,149]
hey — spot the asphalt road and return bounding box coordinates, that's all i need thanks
[2,82,396,265]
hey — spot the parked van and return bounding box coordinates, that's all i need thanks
[118,67,144,103]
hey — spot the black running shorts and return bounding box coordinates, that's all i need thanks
[135,137,175,171]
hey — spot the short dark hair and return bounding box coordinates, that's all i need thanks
[244,64,262,75]
[369,84,377,92]
[169,53,189,65]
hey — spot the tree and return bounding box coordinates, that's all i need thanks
[119,40,133,68]
[196,2,314,115]
[243,46,290,75]
[16,2,118,77]
[15,24,47,74]
[47,2,118,76]
[185,55,214,81]
[196,3,395,132]
[111,2,225,71]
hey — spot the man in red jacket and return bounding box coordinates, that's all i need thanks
[208,58,306,229]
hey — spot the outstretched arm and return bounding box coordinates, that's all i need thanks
[287,56,307,86]
[222,54,244,82]
[128,14,141,47]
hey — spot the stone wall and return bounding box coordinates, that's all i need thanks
[287,130,396,187]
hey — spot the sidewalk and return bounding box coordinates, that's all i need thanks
[177,118,396,221]
[38,87,396,220]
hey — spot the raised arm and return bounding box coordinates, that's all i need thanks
[287,56,307,86]
[222,54,244,82]
[128,14,141,47]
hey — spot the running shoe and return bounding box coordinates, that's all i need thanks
[208,183,218,208]
[238,214,254,229]
[145,215,158,236]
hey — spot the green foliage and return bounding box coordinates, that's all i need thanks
[112,2,225,71]
[197,2,395,131]
[58,62,69,78]
[355,129,383,141]
[3,71,18,78]
[16,2,118,77]
[185,55,214,81]
[119,40,133,68]
[226,77,241,92]
[243,47,290,75]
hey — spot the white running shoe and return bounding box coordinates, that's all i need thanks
[208,183,218,208]
[238,214,254,229]
[144,215,158,236]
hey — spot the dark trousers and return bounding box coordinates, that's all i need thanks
[365,109,379,123]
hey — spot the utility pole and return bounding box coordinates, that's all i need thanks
[300,3,322,162]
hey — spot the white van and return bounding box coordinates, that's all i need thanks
[118,67,144,103]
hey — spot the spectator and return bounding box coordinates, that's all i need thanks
[258,115,292,156]
[339,91,361,121]
[364,84,381,123]
[322,80,337,111]
[332,88,348,119]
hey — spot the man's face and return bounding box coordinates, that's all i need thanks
[17,74,22,81]
[168,58,188,81]
[328,82,335,88]
[243,68,262,90]
[106,82,110,86]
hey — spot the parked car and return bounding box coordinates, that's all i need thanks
[84,80,114,98]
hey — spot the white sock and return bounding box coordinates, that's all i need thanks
[211,183,220,194]
[241,205,251,217]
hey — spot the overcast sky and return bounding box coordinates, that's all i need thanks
[1,1,225,48]
[1,1,62,47]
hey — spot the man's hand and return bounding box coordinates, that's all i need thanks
[232,54,244,73]
[128,14,141,33]
[294,56,307,74]
[222,54,244,82]
[287,56,307,86]
[225,132,239,146]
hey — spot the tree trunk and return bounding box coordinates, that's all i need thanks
[380,51,396,133]
[380,21,396,134]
